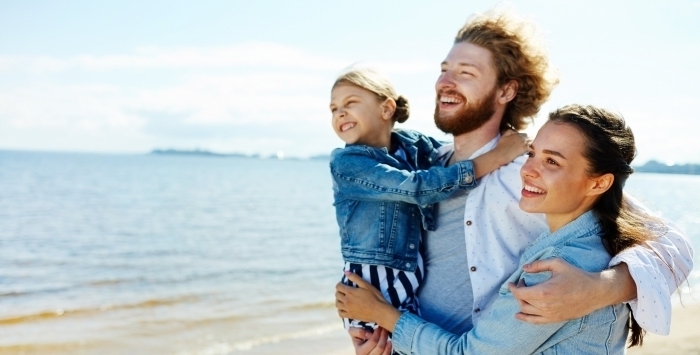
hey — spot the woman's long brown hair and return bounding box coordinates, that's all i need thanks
[548,104,673,348]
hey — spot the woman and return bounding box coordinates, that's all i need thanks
[335,104,667,355]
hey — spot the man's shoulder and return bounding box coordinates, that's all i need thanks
[482,154,527,189]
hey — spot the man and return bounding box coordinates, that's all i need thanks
[346,7,693,354]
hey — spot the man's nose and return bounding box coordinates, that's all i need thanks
[436,72,455,91]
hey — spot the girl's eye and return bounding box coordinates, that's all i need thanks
[526,151,534,158]
[330,108,336,113]
[547,158,559,166]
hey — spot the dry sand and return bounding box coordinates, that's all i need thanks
[628,302,700,355]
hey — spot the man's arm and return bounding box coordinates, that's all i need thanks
[510,198,693,334]
[608,215,693,335]
[508,259,635,323]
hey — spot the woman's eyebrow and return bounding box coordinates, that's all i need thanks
[529,144,567,159]
[543,149,567,159]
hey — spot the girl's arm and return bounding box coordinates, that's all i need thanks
[471,130,529,178]
[330,147,476,205]
[330,132,527,205]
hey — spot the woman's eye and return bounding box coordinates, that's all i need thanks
[526,151,534,158]
[547,158,559,166]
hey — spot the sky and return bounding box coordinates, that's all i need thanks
[0,0,699,163]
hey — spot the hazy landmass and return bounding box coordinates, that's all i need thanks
[150,149,330,160]
[149,151,698,174]
[634,160,700,175]
[150,149,259,158]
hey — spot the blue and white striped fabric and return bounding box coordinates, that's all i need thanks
[341,251,424,331]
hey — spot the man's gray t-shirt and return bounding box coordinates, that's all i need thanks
[418,189,474,335]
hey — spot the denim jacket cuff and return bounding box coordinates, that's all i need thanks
[456,160,477,189]
[391,312,424,354]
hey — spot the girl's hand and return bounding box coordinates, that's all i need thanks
[493,129,529,165]
[335,272,402,332]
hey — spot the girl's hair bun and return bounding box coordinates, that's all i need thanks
[393,95,410,123]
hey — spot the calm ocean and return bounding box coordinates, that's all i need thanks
[1,150,698,355]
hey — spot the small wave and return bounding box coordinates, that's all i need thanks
[0,294,200,325]
[176,323,343,355]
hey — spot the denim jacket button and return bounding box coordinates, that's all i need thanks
[466,220,472,226]
[474,308,481,313]
[409,244,415,249]
[470,266,477,272]
[405,263,411,268]
[464,175,473,184]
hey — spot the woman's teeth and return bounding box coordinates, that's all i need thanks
[524,184,545,194]
[340,122,356,132]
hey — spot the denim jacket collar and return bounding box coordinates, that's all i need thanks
[523,210,601,260]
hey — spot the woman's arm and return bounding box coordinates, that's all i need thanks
[337,270,571,355]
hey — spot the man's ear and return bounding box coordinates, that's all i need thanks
[586,173,615,197]
[381,98,397,121]
[497,80,518,104]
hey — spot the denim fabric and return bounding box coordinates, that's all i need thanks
[392,211,631,355]
[330,129,476,272]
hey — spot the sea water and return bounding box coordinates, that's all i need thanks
[0,150,698,355]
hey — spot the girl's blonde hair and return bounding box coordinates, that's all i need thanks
[332,68,410,123]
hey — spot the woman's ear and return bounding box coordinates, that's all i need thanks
[381,98,397,122]
[587,173,615,197]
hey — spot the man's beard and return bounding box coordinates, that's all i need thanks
[434,87,497,136]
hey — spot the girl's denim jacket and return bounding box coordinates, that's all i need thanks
[330,129,477,272]
[392,211,630,355]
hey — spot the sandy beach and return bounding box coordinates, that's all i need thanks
[628,301,700,355]
[310,302,700,355]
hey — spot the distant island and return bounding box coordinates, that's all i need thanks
[634,160,700,175]
[150,149,330,161]
[150,151,697,174]
[150,149,258,158]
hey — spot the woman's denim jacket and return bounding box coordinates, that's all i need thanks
[330,129,477,272]
[392,211,631,355]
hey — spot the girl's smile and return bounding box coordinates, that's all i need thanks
[330,83,393,149]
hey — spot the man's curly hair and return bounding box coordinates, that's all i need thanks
[455,7,559,130]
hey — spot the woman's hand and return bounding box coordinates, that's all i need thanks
[348,327,393,355]
[335,271,402,332]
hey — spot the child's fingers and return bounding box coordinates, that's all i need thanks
[344,271,372,289]
[502,129,517,137]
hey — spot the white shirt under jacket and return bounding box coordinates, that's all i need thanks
[440,135,694,335]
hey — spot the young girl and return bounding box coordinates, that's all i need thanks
[336,104,670,354]
[329,68,527,332]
